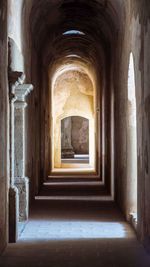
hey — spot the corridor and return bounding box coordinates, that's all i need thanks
[1,199,150,267]
[1,1,150,266]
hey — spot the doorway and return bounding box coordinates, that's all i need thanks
[61,116,89,165]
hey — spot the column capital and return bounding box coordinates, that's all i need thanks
[8,71,25,87]
[14,84,33,102]
[14,84,33,109]
[9,71,25,103]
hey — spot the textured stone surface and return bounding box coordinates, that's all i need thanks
[61,116,89,157]
[15,177,29,222]
[71,116,89,155]
[13,83,33,221]
[61,117,75,158]
[8,72,25,243]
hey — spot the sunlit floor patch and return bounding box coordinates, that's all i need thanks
[19,221,128,241]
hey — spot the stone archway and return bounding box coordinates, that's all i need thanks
[50,62,96,173]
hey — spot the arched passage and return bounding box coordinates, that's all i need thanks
[26,0,121,196]
[50,59,97,173]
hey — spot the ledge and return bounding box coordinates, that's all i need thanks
[129,212,137,232]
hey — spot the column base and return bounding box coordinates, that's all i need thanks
[62,148,75,158]
[9,186,19,243]
[15,177,29,222]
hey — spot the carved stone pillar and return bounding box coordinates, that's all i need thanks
[8,72,33,242]
[14,84,33,221]
[9,72,25,242]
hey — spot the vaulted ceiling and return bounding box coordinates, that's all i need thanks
[28,0,125,67]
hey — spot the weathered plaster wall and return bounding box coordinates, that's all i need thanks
[71,117,89,155]
[61,116,89,155]
[0,0,8,253]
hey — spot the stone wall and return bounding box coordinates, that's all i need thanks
[61,116,89,156]
[134,0,150,245]
[0,0,8,254]
[71,117,89,154]
[7,0,40,198]
[115,0,150,244]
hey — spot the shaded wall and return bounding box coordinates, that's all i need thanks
[0,0,8,253]
[61,116,89,155]
[7,0,39,200]
[28,0,118,189]
[71,117,89,154]
[115,0,150,244]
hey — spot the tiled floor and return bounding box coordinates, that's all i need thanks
[1,200,150,267]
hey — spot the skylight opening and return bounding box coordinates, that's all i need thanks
[66,54,81,58]
[63,30,85,36]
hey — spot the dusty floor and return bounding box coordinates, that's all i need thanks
[1,200,150,267]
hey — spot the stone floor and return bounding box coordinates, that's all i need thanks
[1,200,150,267]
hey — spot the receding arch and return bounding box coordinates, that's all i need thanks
[50,59,97,173]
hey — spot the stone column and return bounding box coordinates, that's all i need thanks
[14,84,33,221]
[61,117,75,158]
[9,72,25,242]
